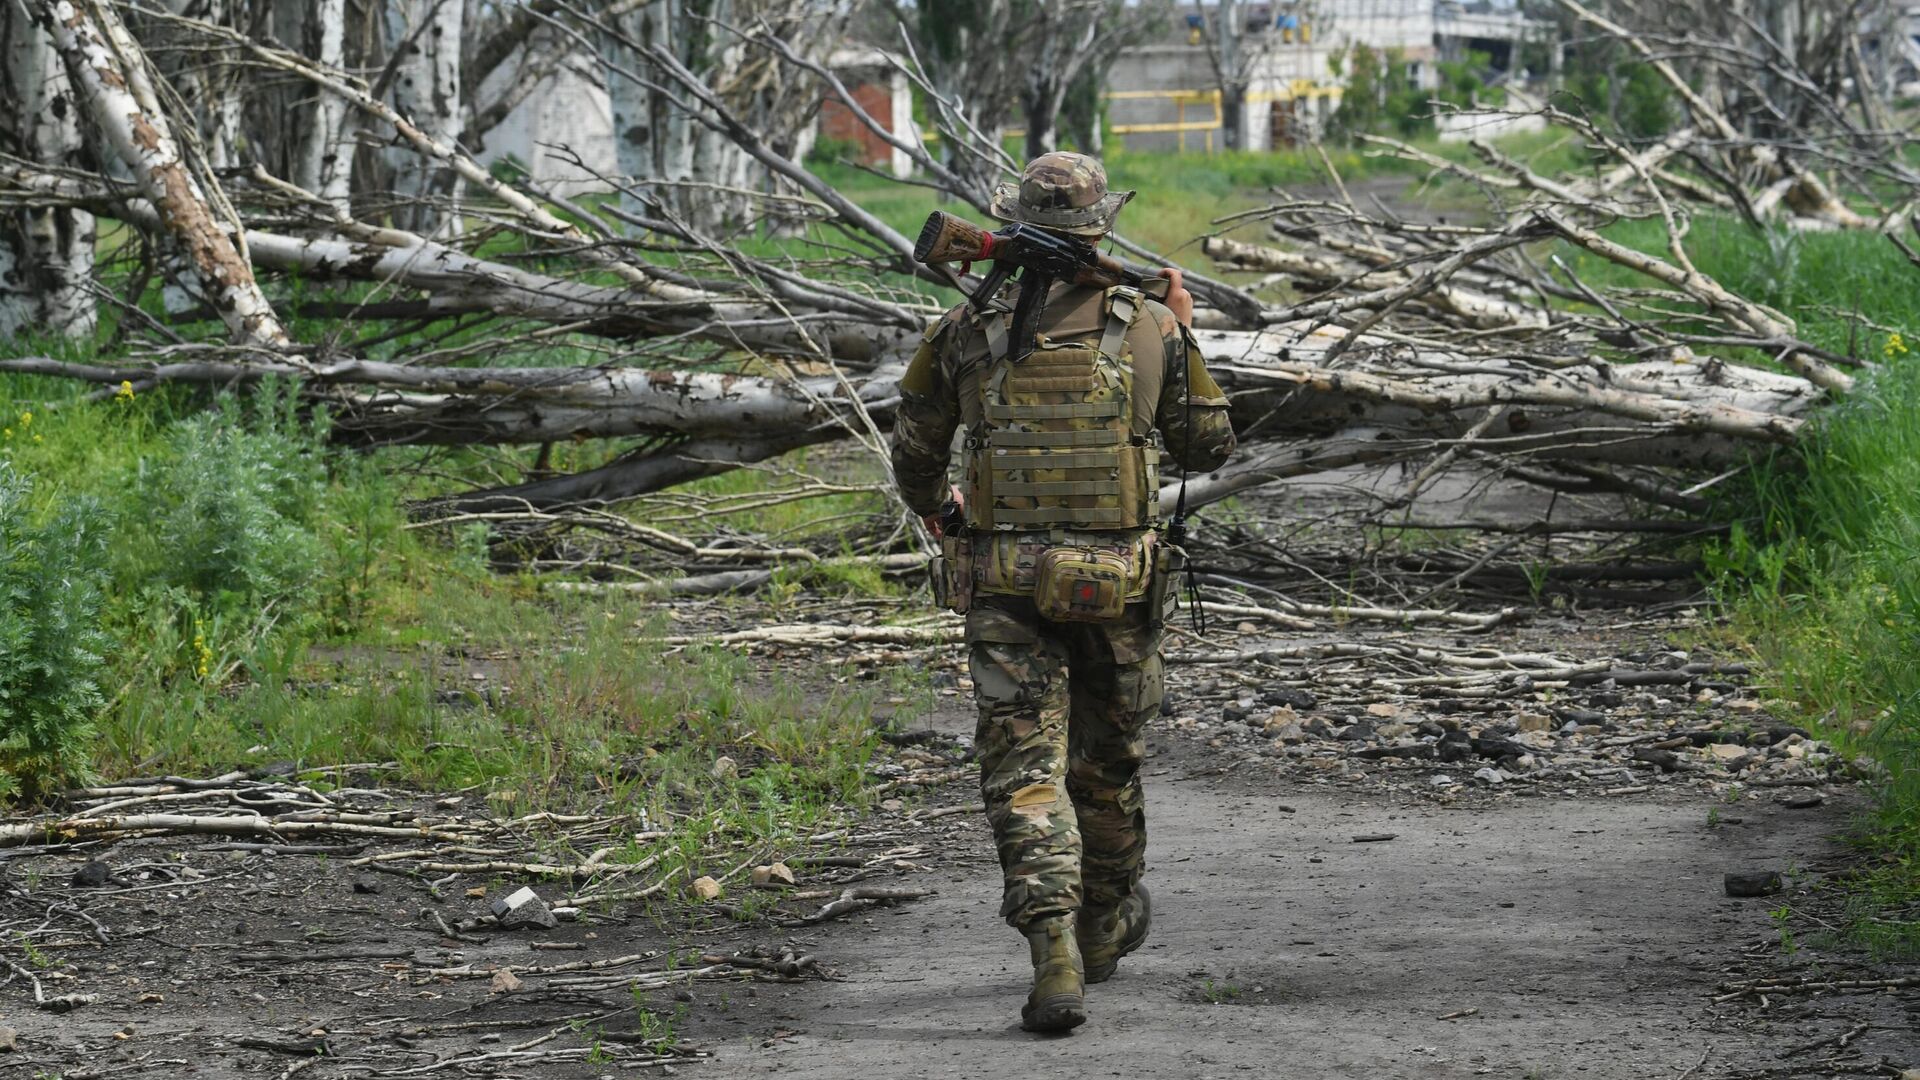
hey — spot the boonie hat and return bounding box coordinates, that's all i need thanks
[988,152,1134,238]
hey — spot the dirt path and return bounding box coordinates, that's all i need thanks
[711,708,1916,1079]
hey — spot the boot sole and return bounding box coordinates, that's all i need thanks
[1021,994,1087,1033]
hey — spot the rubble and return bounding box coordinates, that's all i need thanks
[490,886,559,930]
[1179,639,1848,802]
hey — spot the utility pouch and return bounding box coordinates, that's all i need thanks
[1034,546,1130,624]
[1148,542,1188,630]
[940,533,974,614]
[928,552,950,609]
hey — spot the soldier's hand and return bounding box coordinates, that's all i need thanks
[1158,267,1194,329]
[923,484,964,537]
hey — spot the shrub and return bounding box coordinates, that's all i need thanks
[0,462,110,798]
[127,382,329,623]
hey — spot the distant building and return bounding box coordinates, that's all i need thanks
[1106,0,1546,151]
[814,49,915,179]
[478,47,913,193]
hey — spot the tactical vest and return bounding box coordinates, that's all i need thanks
[964,287,1160,533]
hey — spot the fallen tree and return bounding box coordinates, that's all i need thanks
[0,0,1911,531]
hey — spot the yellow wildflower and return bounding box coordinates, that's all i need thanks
[2,429,11,440]
[17,411,29,427]
[1884,332,1909,358]
[115,380,135,401]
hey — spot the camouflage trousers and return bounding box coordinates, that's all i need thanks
[966,595,1164,930]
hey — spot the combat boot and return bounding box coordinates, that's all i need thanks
[1077,883,1151,984]
[1019,915,1086,1033]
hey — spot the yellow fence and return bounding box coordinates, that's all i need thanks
[918,82,1342,152]
[1104,83,1343,152]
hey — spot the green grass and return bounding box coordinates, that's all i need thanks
[1554,216,1913,360]
[1707,347,1920,957]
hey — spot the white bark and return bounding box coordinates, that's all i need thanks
[604,0,754,234]
[160,0,243,168]
[293,0,350,209]
[1204,236,1548,331]
[31,0,288,349]
[0,0,95,339]
[385,0,466,237]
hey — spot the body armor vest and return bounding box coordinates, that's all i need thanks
[965,287,1160,533]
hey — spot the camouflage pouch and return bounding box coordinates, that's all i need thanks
[1146,541,1187,630]
[943,533,974,614]
[1034,546,1130,623]
[929,551,950,609]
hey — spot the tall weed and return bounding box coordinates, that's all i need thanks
[0,463,110,797]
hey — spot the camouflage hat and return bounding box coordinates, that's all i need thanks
[989,152,1134,238]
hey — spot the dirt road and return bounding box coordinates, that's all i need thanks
[715,710,1916,1080]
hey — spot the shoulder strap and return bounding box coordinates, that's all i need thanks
[1099,286,1143,364]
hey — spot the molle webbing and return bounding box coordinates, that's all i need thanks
[966,287,1159,533]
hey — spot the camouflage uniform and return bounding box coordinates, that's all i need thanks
[892,276,1236,931]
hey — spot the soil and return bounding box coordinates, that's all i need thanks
[4,617,1917,1080]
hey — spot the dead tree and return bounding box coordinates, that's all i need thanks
[0,1,95,340]
[28,0,290,350]
[0,0,1908,530]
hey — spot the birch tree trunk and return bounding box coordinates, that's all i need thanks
[30,0,289,349]
[0,0,96,340]
[291,0,351,209]
[604,0,752,234]
[385,0,465,237]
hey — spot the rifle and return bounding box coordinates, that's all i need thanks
[913,211,1163,362]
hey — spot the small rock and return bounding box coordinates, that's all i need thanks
[1724,871,1783,898]
[352,878,381,895]
[1353,742,1435,761]
[1264,720,1305,744]
[689,876,724,901]
[1302,716,1336,739]
[1365,702,1402,719]
[491,886,558,930]
[0,1027,17,1052]
[880,798,904,813]
[1336,721,1376,742]
[1221,697,1257,724]
[1780,792,1824,810]
[1472,767,1506,786]
[1261,687,1317,710]
[751,862,796,888]
[490,969,524,994]
[712,756,739,780]
[1471,735,1527,761]
[1375,722,1413,740]
[1515,712,1553,733]
[1709,743,1751,763]
[1632,747,1680,773]
[70,861,110,888]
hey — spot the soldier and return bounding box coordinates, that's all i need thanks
[891,151,1236,1032]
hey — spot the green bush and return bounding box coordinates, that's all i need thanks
[0,462,110,798]
[126,382,329,624]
